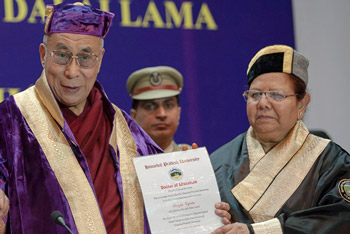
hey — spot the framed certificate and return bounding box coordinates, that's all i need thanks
[133,147,222,234]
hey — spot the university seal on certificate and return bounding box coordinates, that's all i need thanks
[133,147,222,234]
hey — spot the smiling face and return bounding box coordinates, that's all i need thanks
[39,33,104,115]
[247,72,310,143]
[130,97,181,149]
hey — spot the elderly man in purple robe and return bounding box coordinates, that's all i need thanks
[0,2,163,233]
[0,2,231,233]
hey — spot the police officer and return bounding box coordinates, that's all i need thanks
[126,66,190,152]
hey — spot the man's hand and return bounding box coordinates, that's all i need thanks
[211,222,250,234]
[181,143,198,151]
[0,190,9,233]
[0,190,9,219]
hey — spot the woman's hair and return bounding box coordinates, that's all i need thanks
[289,74,307,100]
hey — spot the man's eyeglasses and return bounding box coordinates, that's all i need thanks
[243,90,298,103]
[46,47,99,69]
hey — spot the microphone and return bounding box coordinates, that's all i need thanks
[50,210,74,234]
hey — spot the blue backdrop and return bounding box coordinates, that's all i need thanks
[0,0,295,153]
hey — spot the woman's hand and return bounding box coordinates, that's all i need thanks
[211,222,250,234]
[215,202,231,225]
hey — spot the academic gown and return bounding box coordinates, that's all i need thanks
[210,122,350,234]
[0,72,161,233]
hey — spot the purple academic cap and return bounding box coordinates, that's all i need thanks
[44,2,114,38]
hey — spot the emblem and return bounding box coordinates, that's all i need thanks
[338,179,350,203]
[169,168,183,181]
[150,72,162,86]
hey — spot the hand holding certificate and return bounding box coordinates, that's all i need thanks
[133,147,222,234]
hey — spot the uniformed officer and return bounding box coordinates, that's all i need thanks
[126,66,190,152]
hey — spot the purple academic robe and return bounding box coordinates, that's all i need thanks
[0,81,161,233]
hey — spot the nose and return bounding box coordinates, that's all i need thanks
[257,93,271,109]
[64,57,80,79]
[156,106,167,119]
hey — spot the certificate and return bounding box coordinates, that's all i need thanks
[133,147,222,234]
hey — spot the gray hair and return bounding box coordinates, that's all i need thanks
[42,34,104,50]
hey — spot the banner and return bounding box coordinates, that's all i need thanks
[0,0,294,153]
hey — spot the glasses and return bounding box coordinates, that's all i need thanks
[243,90,298,103]
[46,47,99,69]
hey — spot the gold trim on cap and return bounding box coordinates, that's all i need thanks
[73,2,85,6]
[247,45,294,75]
[44,6,54,34]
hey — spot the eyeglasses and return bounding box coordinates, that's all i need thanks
[46,47,99,69]
[243,90,298,103]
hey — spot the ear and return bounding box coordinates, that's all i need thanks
[97,48,105,73]
[39,43,46,68]
[130,109,136,119]
[298,93,310,112]
[297,93,310,119]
